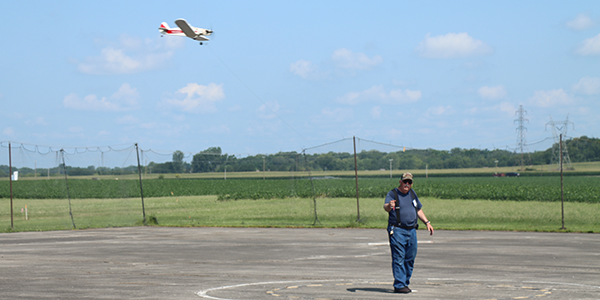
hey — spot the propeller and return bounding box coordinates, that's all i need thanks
[207,24,214,38]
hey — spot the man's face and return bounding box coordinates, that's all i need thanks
[399,179,413,193]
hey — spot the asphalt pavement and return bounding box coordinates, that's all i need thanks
[1,227,599,299]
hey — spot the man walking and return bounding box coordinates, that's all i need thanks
[383,172,434,293]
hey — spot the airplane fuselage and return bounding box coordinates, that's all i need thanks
[159,22,211,41]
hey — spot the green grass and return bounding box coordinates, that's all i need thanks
[3,196,598,233]
[3,162,599,233]
[426,198,599,232]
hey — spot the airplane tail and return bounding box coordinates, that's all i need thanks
[159,22,170,30]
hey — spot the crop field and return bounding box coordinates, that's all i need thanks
[2,176,599,203]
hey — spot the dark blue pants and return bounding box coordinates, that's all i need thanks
[387,225,418,289]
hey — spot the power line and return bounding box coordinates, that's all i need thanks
[302,138,352,152]
[525,137,553,146]
[356,137,411,151]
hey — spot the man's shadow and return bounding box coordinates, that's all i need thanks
[347,287,395,294]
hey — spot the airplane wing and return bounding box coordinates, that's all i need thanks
[195,36,209,41]
[175,19,197,39]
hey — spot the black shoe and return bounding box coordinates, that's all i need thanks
[394,286,411,293]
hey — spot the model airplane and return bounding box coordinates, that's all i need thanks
[159,19,213,45]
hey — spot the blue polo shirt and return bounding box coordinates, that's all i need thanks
[385,188,422,227]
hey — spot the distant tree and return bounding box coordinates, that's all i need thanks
[65,166,95,176]
[149,161,175,173]
[192,147,223,173]
[317,152,342,171]
[172,150,184,173]
[567,136,600,162]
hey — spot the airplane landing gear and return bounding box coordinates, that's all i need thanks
[199,42,203,45]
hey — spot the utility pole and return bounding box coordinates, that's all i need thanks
[560,134,565,230]
[61,149,76,229]
[389,159,393,178]
[353,136,360,222]
[135,143,146,225]
[494,160,499,175]
[224,155,228,180]
[9,142,13,229]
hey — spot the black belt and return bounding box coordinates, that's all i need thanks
[395,223,418,230]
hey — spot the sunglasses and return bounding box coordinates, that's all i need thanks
[402,179,413,184]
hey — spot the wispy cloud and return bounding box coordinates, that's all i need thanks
[257,101,280,119]
[575,33,600,56]
[529,89,574,107]
[289,60,321,80]
[77,35,177,75]
[3,127,15,136]
[415,32,493,59]
[78,47,173,74]
[68,126,85,133]
[425,105,453,117]
[25,117,48,126]
[370,106,382,118]
[572,77,600,95]
[467,102,516,116]
[566,13,595,31]
[202,125,231,134]
[498,102,517,115]
[320,107,353,122]
[64,83,139,111]
[478,85,507,99]
[338,85,422,105]
[111,83,140,106]
[164,83,225,113]
[290,48,382,80]
[117,115,139,124]
[331,48,382,70]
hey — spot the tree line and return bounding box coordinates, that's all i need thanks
[2,136,599,177]
[148,136,600,174]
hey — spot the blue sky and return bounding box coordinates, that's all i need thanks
[1,1,599,162]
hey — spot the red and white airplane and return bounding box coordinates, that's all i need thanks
[159,19,213,45]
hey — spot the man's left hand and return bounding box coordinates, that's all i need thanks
[426,223,434,235]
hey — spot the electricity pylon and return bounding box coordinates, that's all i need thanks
[545,115,573,170]
[514,105,529,171]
